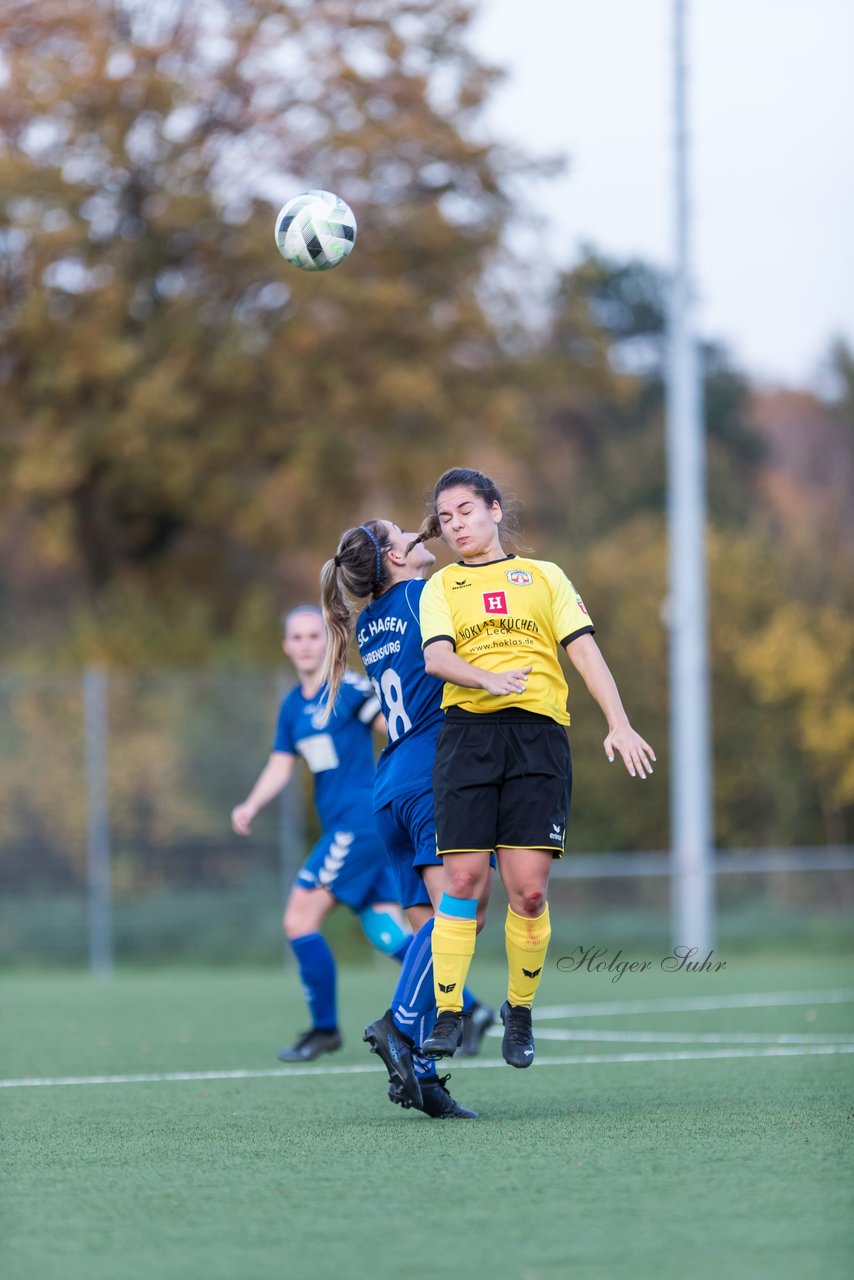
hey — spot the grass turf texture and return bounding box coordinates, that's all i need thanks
[2,955,852,1280]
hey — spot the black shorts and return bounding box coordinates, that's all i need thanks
[433,708,572,857]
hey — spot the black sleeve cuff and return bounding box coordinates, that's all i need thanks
[561,625,596,648]
[422,635,456,651]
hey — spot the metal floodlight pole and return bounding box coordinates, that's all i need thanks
[84,666,114,975]
[666,0,715,954]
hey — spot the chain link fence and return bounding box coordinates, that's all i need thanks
[1,669,852,969]
[0,669,308,968]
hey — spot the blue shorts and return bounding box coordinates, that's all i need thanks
[296,826,398,912]
[375,788,439,910]
[376,787,498,910]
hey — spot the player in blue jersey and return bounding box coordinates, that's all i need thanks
[230,605,412,1063]
[320,522,495,1120]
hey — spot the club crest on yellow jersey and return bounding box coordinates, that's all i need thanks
[506,569,533,585]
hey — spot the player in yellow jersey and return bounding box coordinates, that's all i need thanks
[413,467,656,1069]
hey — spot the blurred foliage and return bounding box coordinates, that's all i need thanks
[522,252,766,544]
[0,670,293,891]
[0,0,852,872]
[0,0,534,661]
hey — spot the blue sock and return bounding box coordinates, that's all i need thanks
[289,932,337,1031]
[462,986,477,1012]
[413,1012,439,1081]
[391,919,436,1040]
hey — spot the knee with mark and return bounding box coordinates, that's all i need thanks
[519,889,547,917]
[447,868,480,900]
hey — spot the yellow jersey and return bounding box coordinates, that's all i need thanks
[419,554,595,725]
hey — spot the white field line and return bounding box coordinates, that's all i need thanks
[0,1063,384,1089]
[534,989,854,1019]
[2,1043,854,1089]
[516,1029,854,1046]
[4,990,852,1091]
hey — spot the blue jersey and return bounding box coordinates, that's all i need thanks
[273,672,381,832]
[357,579,445,811]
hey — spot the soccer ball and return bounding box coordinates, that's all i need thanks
[274,190,357,272]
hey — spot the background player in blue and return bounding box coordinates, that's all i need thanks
[230,605,412,1063]
[321,522,494,1120]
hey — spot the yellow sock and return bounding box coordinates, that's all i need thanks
[505,904,551,1008]
[431,916,477,1013]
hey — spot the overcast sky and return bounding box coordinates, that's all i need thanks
[470,0,854,391]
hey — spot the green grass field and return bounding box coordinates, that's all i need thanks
[2,953,853,1280]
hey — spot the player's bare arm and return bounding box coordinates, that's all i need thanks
[565,632,656,779]
[423,639,532,697]
[230,751,295,835]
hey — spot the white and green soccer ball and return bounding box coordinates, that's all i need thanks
[274,190,357,271]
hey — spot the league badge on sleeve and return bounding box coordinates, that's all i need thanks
[565,578,589,614]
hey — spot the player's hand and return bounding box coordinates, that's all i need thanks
[481,666,533,697]
[604,726,656,779]
[231,803,256,836]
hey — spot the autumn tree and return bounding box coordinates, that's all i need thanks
[0,0,530,662]
[512,257,853,848]
[514,251,766,551]
[2,0,850,863]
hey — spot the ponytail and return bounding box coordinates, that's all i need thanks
[319,520,393,722]
[404,513,441,555]
[319,557,354,721]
